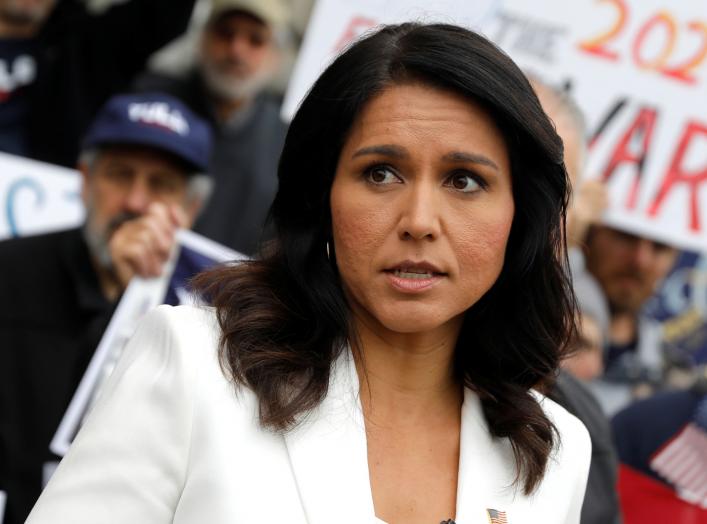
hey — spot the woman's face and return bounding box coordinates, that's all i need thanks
[330,83,514,337]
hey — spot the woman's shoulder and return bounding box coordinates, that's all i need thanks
[144,303,218,329]
[138,304,220,347]
[119,304,222,377]
[532,389,592,474]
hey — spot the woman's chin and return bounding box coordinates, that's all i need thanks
[372,307,462,337]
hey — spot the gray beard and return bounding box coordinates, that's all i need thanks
[82,221,113,271]
[82,210,140,271]
[199,61,273,105]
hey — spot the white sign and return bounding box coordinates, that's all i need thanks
[50,230,244,457]
[0,152,83,240]
[283,0,707,252]
[489,0,707,252]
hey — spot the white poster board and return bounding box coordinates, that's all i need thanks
[50,230,244,457]
[0,152,83,240]
[283,0,707,252]
[489,0,707,252]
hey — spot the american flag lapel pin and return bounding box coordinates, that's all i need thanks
[486,508,508,524]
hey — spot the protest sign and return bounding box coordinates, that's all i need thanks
[0,152,83,240]
[490,0,707,252]
[49,230,244,457]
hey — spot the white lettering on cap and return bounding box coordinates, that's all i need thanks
[127,102,190,136]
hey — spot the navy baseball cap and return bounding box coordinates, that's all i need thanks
[82,93,212,173]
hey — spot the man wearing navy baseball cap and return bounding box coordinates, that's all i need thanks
[0,92,212,524]
[78,92,213,300]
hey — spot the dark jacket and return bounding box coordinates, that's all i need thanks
[26,0,196,167]
[0,228,116,524]
[551,371,622,524]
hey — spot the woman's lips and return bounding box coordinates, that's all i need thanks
[385,271,444,292]
[383,261,447,293]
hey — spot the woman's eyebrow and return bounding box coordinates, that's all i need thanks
[443,151,499,171]
[351,146,500,172]
[351,144,408,159]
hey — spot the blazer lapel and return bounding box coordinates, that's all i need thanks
[455,388,516,523]
[284,350,378,524]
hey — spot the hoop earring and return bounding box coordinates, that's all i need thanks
[326,241,331,260]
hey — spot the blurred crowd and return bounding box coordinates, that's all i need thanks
[0,1,705,524]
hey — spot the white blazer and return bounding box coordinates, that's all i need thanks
[27,305,591,524]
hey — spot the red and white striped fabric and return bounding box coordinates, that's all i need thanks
[650,423,707,508]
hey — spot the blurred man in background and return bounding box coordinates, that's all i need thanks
[138,0,290,254]
[585,225,679,410]
[0,0,196,166]
[0,92,212,524]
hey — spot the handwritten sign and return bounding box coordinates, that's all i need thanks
[488,0,707,252]
[0,152,83,240]
[482,1,707,363]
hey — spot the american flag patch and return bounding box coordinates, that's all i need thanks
[486,508,508,523]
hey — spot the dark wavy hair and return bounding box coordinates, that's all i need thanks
[195,23,576,495]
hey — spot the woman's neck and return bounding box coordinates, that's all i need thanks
[351,311,464,428]
[353,312,464,524]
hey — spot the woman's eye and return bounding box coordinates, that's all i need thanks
[365,165,400,185]
[447,172,483,193]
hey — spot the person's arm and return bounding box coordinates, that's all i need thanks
[25,306,207,523]
[85,0,197,80]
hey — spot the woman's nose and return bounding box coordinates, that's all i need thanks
[397,183,442,241]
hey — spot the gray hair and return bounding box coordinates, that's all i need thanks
[78,147,213,211]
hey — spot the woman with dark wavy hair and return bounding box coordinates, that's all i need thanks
[29,23,590,524]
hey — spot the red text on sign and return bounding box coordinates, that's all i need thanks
[592,101,707,234]
[648,121,707,232]
[600,107,657,209]
[578,0,707,85]
[333,16,377,53]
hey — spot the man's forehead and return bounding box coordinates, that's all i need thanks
[592,225,660,244]
[96,144,190,177]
